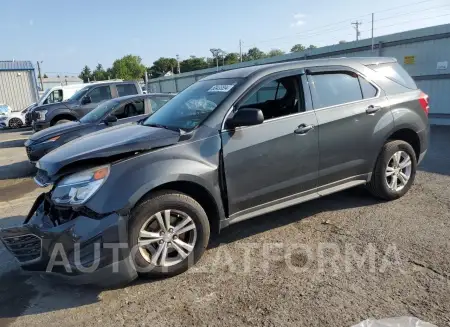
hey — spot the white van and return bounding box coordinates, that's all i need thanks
[37,84,86,106]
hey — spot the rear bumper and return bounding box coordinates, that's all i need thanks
[0,196,137,287]
[417,126,429,165]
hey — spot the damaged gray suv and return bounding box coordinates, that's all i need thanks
[0,57,429,286]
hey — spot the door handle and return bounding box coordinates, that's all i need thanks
[366,105,381,114]
[294,124,314,135]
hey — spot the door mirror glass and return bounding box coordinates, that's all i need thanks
[82,96,92,104]
[226,108,264,129]
[104,114,118,125]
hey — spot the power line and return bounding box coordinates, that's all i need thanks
[241,0,443,49]
[373,3,450,23]
[359,12,450,33]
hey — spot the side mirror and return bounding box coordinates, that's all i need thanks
[104,114,118,125]
[81,96,92,105]
[226,108,264,129]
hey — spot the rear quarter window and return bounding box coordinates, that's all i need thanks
[367,62,417,90]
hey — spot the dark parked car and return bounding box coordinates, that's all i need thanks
[29,81,142,131]
[24,93,174,162]
[0,57,429,286]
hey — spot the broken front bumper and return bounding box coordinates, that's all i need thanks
[0,194,137,287]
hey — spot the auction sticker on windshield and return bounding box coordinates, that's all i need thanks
[208,84,235,92]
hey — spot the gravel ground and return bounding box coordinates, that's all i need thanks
[0,126,449,327]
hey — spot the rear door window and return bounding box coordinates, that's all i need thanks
[308,72,363,109]
[117,84,138,97]
[112,99,145,119]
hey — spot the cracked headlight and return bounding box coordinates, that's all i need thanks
[51,165,110,205]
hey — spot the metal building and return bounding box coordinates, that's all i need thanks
[42,76,83,90]
[0,61,39,112]
[148,23,450,125]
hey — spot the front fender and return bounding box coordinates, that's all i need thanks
[46,108,77,122]
[85,138,223,218]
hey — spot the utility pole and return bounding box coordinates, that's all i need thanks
[351,21,362,41]
[176,54,181,74]
[239,39,243,62]
[371,13,375,51]
[36,61,43,90]
[210,48,220,71]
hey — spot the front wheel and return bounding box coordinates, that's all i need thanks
[129,191,210,278]
[9,118,23,129]
[367,140,417,200]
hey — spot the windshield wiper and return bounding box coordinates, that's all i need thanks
[145,123,185,133]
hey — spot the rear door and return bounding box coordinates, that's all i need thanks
[306,66,393,188]
[221,70,319,215]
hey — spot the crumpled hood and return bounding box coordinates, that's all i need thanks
[29,121,85,142]
[38,123,180,176]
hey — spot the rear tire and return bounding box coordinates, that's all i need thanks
[9,118,23,129]
[128,191,210,278]
[367,140,417,200]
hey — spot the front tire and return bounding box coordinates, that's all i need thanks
[9,118,23,129]
[129,191,210,278]
[367,140,417,200]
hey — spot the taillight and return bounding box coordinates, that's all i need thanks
[418,92,429,115]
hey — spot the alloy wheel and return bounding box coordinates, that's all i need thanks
[9,118,22,129]
[385,151,412,192]
[138,209,197,267]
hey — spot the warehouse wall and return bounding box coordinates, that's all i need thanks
[0,70,38,112]
[148,24,450,124]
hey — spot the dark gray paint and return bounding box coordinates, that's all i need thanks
[0,57,429,285]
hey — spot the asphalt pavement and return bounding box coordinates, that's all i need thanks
[0,126,449,327]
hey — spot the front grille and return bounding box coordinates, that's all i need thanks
[25,146,32,160]
[32,111,40,121]
[25,112,32,125]
[2,234,42,263]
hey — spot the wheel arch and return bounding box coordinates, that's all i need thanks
[130,178,225,235]
[386,128,420,160]
[50,113,77,125]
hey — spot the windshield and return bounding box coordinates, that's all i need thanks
[69,86,90,101]
[80,99,120,123]
[38,88,52,102]
[143,78,241,130]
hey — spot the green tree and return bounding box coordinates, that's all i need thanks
[79,65,92,83]
[244,47,266,61]
[149,57,178,78]
[92,63,107,81]
[110,55,146,80]
[267,49,285,57]
[224,52,240,65]
[308,45,318,49]
[180,56,209,73]
[290,44,306,52]
[43,74,48,78]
